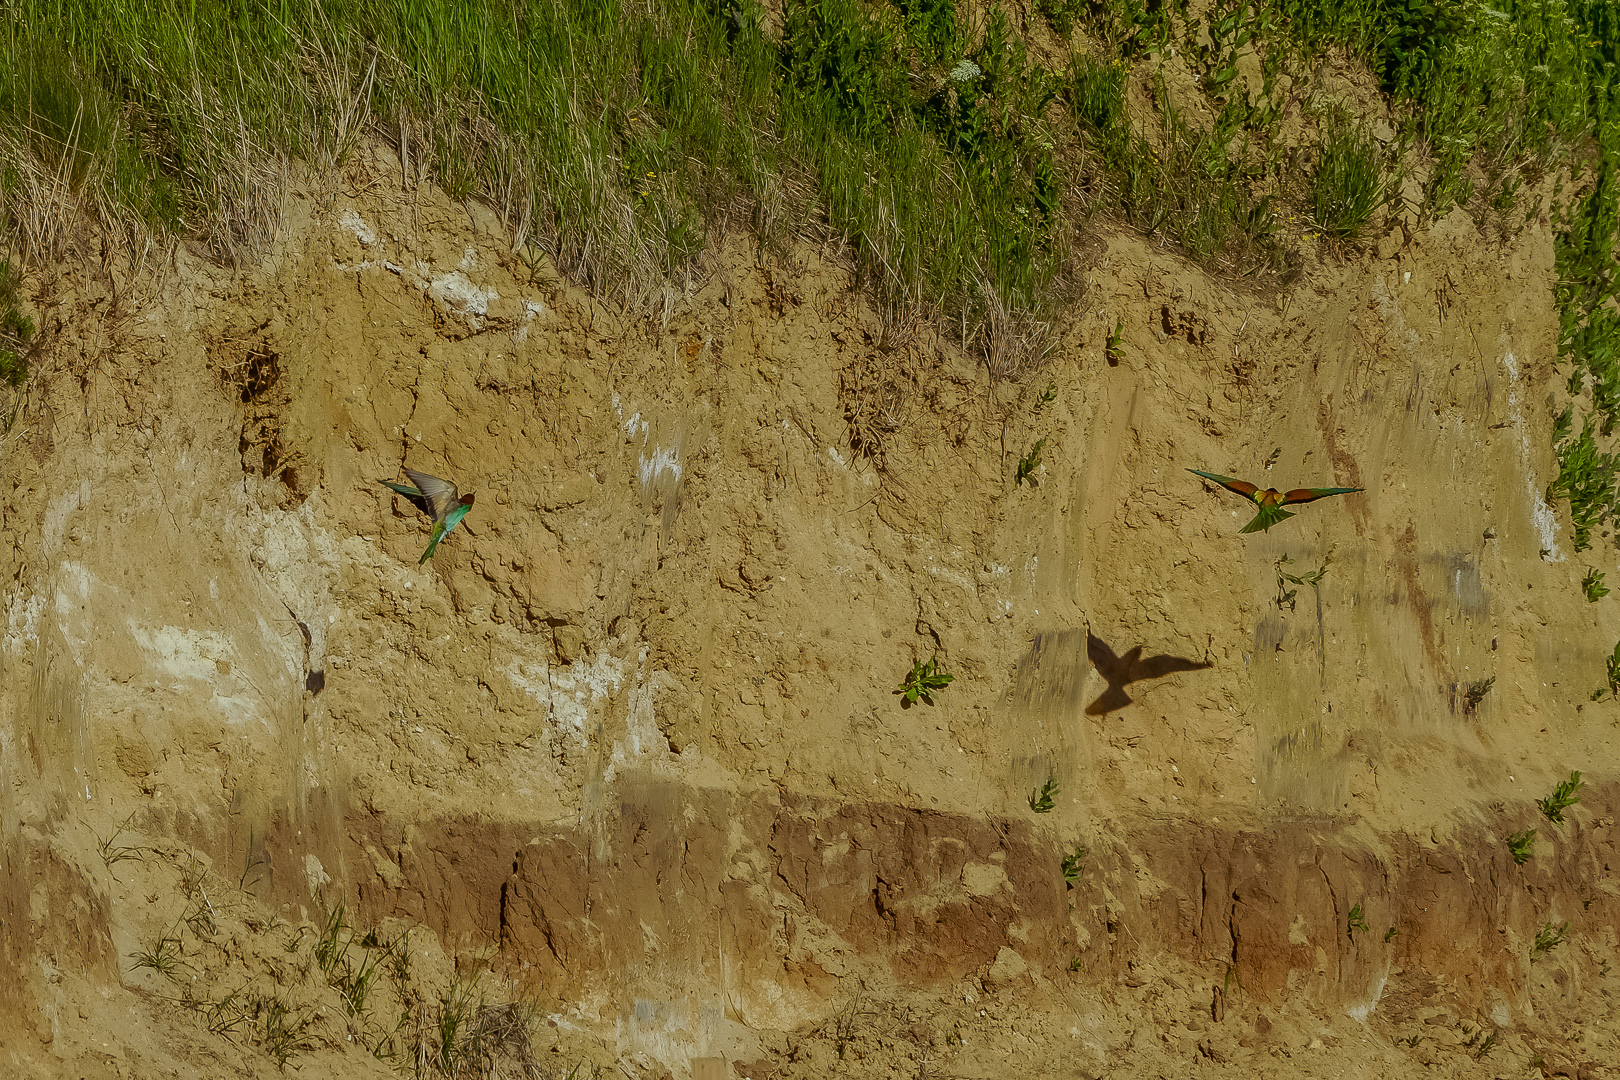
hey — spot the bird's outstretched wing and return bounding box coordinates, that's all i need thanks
[403,468,461,520]
[1188,469,1260,502]
[1132,654,1214,681]
[380,479,433,518]
[1279,486,1363,505]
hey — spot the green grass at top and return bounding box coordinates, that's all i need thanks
[2,0,1620,391]
[1267,0,1609,213]
[0,0,1066,340]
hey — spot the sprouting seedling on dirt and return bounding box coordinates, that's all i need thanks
[895,656,952,706]
[1060,844,1087,885]
[1537,771,1584,824]
[1507,828,1536,864]
[1029,776,1058,813]
[1015,439,1046,486]
[1531,920,1571,960]
[1598,642,1620,700]
[380,467,476,564]
[1583,568,1609,602]
[1105,317,1123,365]
[1274,554,1328,610]
[1036,381,1058,408]
[1189,469,1363,534]
[1347,902,1370,938]
[1462,676,1495,714]
[1383,925,1398,942]
[88,812,146,876]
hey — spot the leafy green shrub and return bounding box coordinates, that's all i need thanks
[1538,771,1584,824]
[1546,412,1619,552]
[1060,843,1087,884]
[1531,919,1570,960]
[1507,828,1536,865]
[1347,902,1370,937]
[1462,676,1494,714]
[896,655,953,706]
[1599,642,1620,700]
[1029,776,1058,813]
[1015,438,1046,486]
[1583,568,1610,602]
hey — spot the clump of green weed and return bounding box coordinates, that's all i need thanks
[251,990,318,1066]
[1060,844,1086,886]
[1530,919,1571,960]
[1507,828,1536,865]
[1547,411,1619,552]
[1311,117,1389,241]
[0,262,35,387]
[1583,568,1609,602]
[1347,902,1370,938]
[1275,555,1328,611]
[88,812,145,875]
[895,655,952,706]
[129,932,187,980]
[1598,642,1620,701]
[1537,771,1584,824]
[1015,438,1046,486]
[1104,316,1123,365]
[1383,925,1398,943]
[1462,676,1494,714]
[1029,776,1058,813]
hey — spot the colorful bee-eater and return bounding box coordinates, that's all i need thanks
[381,468,475,564]
[1188,469,1362,534]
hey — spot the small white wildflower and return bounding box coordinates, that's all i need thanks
[950,58,982,83]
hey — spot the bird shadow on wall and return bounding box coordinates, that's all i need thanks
[1085,633,1213,715]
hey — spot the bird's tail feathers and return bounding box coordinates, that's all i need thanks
[1240,506,1294,534]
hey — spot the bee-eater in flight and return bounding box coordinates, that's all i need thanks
[1188,469,1361,534]
[381,468,475,563]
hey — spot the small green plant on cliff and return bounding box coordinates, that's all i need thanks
[1347,902,1370,938]
[1036,381,1058,409]
[1060,844,1087,886]
[1015,438,1046,487]
[1029,776,1058,813]
[1462,676,1495,714]
[0,261,35,387]
[1531,920,1571,960]
[254,991,319,1067]
[1538,771,1584,825]
[1275,555,1328,611]
[1602,642,1620,700]
[315,905,399,1020]
[1311,117,1390,242]
[1383,925,1398,943]
[1583,568,1610,602]
[895,655,952,707]
[129,931,187,980]
[1546,413,1620,553]
[88,811,145,875]
[1104,317,1124,365]
[1507,829,1536,865]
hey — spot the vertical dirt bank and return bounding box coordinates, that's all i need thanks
[1,149,1617,1078]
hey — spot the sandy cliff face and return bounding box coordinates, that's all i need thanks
[2,147,1617,1079]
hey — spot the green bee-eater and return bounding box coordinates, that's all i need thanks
[1188,469,1361,534]
[381,468,476,564]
